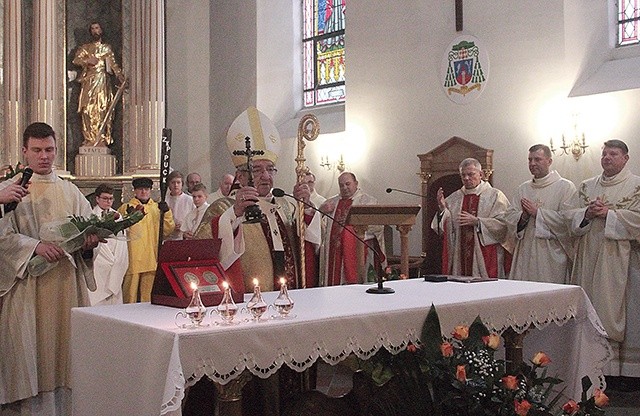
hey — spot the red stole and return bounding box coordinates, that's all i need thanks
[441,193,501,277]
[327,198,357,286]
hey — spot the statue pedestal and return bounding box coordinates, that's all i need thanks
[75,146,116,177]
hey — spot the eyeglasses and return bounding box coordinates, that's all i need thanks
[240,167,278,176]
[98,196,114,201]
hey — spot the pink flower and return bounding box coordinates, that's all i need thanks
[406,343,417,353]
[451,325,469,340]
[514,399,532,415]
[501,375,518,390]
[483,334,500,349]
[456,365,466,383]
[531,351,551,366]
[440,342,454,357]
[562,399,580,414]
[593,389,609,408]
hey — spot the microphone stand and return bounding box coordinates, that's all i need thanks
[386,187,428,199]
[273,188,394,294]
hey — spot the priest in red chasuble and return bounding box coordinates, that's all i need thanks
[431,158,512,278]
[212,107,321,292]
[319,172,386,286]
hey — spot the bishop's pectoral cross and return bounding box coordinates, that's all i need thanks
[455,0,463,32]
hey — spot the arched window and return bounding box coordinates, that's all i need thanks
[302,0,346,107]
[617,0,639,46]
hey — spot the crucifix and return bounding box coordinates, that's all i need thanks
[233,136,264,223]
[455,0,463,32]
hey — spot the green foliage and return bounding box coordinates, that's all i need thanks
[356,305,608,416]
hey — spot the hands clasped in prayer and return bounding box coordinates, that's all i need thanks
[585,197,609,221]
[437,186,479,227]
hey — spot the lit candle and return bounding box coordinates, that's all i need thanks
[222,281,229,290]
[280,277,286,288]
[253,278,259,289]
[190,282,198,291]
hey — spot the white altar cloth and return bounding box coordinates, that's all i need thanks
[71,279,611,416]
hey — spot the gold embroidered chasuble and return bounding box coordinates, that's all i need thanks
[570,167,640,344]
[0,172,95,404]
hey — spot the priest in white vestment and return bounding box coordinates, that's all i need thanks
[569,139,640,378]
[0,122,100,415]
[431,158,512,278]
[503,144,577,283]
[318,172,385,286]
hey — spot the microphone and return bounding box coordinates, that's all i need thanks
[386,187,428,199]
[4,167,33,213]
[273,188,394,294]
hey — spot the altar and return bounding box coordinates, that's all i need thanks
[71,279,611,416]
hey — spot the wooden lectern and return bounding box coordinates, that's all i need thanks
[345,205,421,282]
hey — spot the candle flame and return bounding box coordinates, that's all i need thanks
[280,277,286,285]
[253,278,259,287]
[190,282,197,290]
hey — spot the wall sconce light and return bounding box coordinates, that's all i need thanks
[549,118,588,161]
[319,154,345,172]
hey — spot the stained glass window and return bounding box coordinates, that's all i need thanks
[618,0,639,46]
[303,0,346,107]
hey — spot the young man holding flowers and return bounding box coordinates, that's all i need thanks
[0,122,101,413]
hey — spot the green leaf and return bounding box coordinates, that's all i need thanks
[421,305,443,360]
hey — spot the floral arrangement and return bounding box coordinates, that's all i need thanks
[356,305,608,416]
[367,265,407,283]
[0,162,25,182]
[28,208,145,277]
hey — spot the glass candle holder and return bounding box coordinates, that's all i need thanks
[213,281,239,325]
[272,277,295,318]
[245,279,268,321]
[175,283,208,328]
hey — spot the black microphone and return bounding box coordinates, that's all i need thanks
[4,167,33,213]
[386,187,428,199]
[273,188,394,294]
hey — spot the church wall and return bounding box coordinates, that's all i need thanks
[165,0,640,256]
[166,1,212,186]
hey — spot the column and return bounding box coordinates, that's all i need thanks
[31,0,66,171]
[2,0,24,164]
[125,0,165,173]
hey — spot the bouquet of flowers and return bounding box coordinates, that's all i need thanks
[28,207,145,277]
[356,305,609,416]
[0,162,25,182]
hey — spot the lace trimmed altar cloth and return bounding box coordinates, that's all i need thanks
[71,279,611,416]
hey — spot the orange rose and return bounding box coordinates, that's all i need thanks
[399,273,408,280]
[456,365,466,383]
[483,334,501,349]
[593,389,609,408]
[440,342,454,357]
[501,375,518,390]
[531,351,551,366]
[562,399,580,414]
[514,399,532,416]
[452,325,469,340]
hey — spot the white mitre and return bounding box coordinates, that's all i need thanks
[226,107,281,167]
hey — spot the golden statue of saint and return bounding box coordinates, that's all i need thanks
[73,22,126,147]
